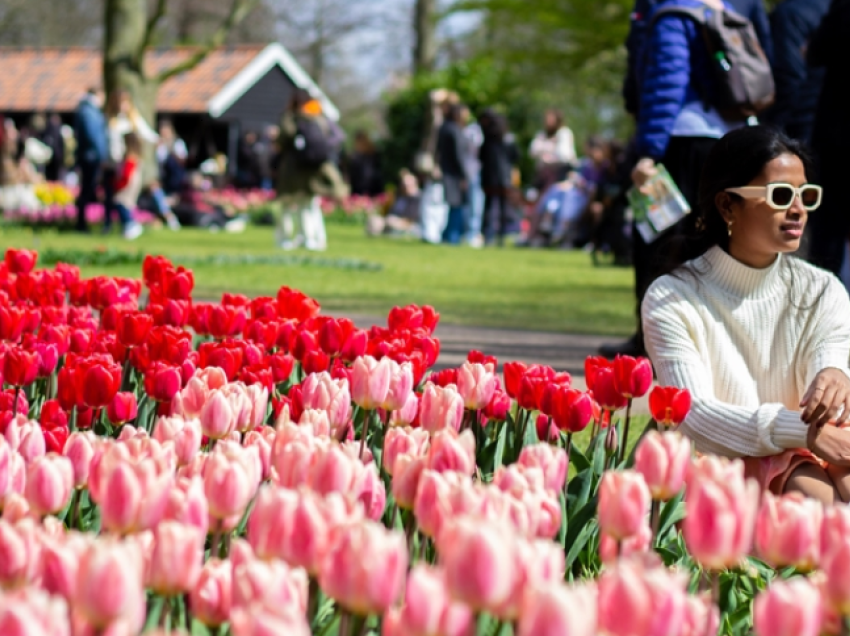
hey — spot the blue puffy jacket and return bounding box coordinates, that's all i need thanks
[74,97,107,166]
[636,0,732,160]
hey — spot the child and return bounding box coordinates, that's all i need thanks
[109,132,143,240]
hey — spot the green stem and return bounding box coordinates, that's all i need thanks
[210,523,222,560]
[308,577,320,623]
[70,489,81,531]
[650,499,661,543]
[358,409,372,461]
[183,593,192,632]
[618,399,633,465]
[12,386,21,417]
[516,409,530,460]
[563,433,572,502]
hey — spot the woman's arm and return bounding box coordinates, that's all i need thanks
[642,283,809,457]
[555,128,577,165]
[131,112,159,144]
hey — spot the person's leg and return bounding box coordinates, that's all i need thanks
[826,464,850,503]
[466,177,484,243]
[102,167,116,231]
[442,206,463,244]
[481,194,495,244]
[785,463,838,504]
[497,194,510,245]
[116,203,142,240]
[76,162,97,232]
[150,184,181,230]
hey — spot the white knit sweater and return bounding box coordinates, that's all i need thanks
[642,246,850,458]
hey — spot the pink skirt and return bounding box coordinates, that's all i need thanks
[742,449,826,495]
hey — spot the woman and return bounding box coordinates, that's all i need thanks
[528,108,576,192]
[478,109,518,246]
[436,103,471,245]
[347,131,383,197]
[643,126,850,504]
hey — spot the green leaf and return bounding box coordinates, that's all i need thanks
[567,463,594,514]
[563,497,598,568]
[190,619,212,636]
[591,434,606,475]
[657,491,686,539]
[569,440,590,473]
[565,517,599,571]
[493,422,507,471]
[143,595,166,632]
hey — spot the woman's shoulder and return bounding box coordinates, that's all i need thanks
[644,271,700,308]
[784,256,847,299]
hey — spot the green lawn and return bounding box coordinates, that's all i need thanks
[0,223,635,335]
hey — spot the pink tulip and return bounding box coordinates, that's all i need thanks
[351,355,392,410]
[518,583,597,636]
[153,416,202,467]
[204,442,261,522]
[754,577,823,636]
[164,476,210,536]
[298,409,332,437]
[5,417,46,463]
[271,438,315,489]
[62,432,98,489]
[243,427,275,480]
[754,492,822,571]
[597,559,688,636]
[1,493,31,522]
[820,506,850,565]
[200,390,237,440]
[392,454,427,510]
[301,372,352,432]
[41,532,90,600]
[0,587,70,636]
[440,517,518,613]
[355,463,387,521]
[492,463,545,496]
[0,438,12,500]
[171,374,211,419]
[680,594,720,636]
[74,539,146,631]
[89,442,173,534]
[634,430,691,501]
[383,427,429,475]
[244,384,269,431]
[0,518,42,589]
[382,361,414,412]
[419,383,464,433]
[599,523,652,564]
[306,443,358,495]
[597,470,651,540]
[684,458,759,570]
[822,541,850,614]
[147,521,204,596]
[24,453,73,516]
[413,470,469,539]
[231,554,308,617]
[391,391,420,427]
[456,361,498,410]
[191,558,232,627]
[230,608,311,636]
[517,443,568,493]
[319,520,408,616]
[426,429,476,475]
[383,565,474,636]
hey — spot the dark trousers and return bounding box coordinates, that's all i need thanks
[633,136,718,345]
[102,167,117,230]
[76,161,100,232]
[442,205,467,244]
[482,192,510,243]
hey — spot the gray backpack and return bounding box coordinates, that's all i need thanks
[650,4,775,120]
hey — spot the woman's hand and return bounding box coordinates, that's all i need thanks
[631,158,658,189]
[807,423,850,467]
[801,368,850,427]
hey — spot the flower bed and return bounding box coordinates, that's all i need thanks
[0,247,836,636]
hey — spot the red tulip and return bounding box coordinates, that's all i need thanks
[0,305,26,343]
[276,286,321,322]
[503,362,528,399]
[145,363,183,403]
[649,386,692,427]
[550,387,593,434]
[4,249,37,274]
[483,390,511,422]
[536,414,560,444]
[166,267,194,300]
[593,367,628,411]
[75,358,122,409]
[340,329,369,362]
[584,356,611,392]
[107,392,138,425]
[208,304,247,339]
[3,347,39,387]
[116,311,153,348]
[612,355,653,399]
[56,366,79,411]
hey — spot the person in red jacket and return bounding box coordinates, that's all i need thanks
[107,132,143,240]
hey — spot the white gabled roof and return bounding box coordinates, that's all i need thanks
[207,42,340,121]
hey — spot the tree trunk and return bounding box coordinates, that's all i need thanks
[104,0,159,181]
[413,0,437,75]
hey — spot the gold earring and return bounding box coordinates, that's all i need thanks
[727,220,733,237]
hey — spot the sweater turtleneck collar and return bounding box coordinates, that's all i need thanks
[699,246,785,298]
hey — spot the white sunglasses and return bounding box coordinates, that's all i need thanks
[724,183,823,211]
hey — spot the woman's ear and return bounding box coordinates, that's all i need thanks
[715,191,736,225]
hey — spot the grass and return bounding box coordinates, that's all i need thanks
[0,222,636,335]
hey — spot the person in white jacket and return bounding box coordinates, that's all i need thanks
[528,108,577,191]
[642,126,850,504]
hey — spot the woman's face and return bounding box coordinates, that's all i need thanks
[544,112,558,130]
[719,153,810,268]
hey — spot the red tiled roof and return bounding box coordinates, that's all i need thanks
[0,45,266,114]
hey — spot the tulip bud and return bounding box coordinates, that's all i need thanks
[597,470,650,540]
[107,392,138,425]
[190,558,232,627]
[754,577,823,636]
[754,492,822,571]
[634,430,691,501]
[25,453,74,517]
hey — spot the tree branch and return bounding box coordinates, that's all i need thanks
[138,0,169,67]
[154,0,259,84]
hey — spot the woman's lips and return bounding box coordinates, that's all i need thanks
[781,223,803,238]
